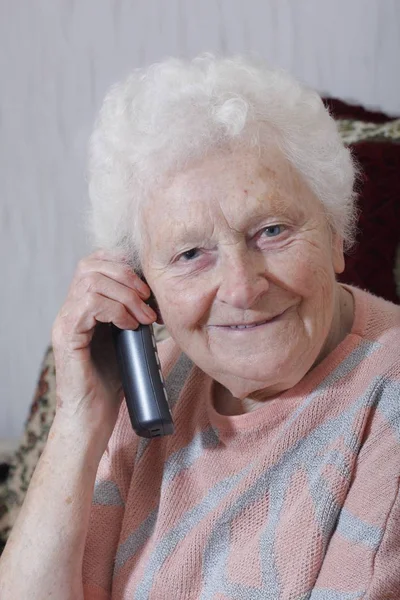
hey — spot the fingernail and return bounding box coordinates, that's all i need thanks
[136,281,150,298]
[143,304,157,319]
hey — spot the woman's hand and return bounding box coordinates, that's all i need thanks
[51,249,157,445]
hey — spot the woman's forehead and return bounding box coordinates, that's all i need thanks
[162,149,292,194]
[146,149,314,225]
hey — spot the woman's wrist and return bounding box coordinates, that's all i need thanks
[50,408,113,463]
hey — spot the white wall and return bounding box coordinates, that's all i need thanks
[1,0,400,439]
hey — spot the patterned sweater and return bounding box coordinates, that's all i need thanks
[82,284,400,600]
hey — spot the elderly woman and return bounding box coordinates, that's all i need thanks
[1,56,399,600]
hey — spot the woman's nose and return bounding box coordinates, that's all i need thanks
[216,255,269,309]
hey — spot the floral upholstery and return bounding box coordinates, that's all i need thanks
[1,104,400,555]
[0,347,56,552]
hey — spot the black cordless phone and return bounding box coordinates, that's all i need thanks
[111,293,174,438]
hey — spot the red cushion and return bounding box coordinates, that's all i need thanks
[339,141,400,304]
[322,98,400,304]
[323,96,397,123]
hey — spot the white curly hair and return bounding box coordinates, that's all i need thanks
[85,54,358,271]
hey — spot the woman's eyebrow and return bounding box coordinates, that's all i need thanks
[161,225,209,249]
[239,202,306,228]
[160,201,305,249]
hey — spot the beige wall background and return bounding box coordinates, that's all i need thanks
[1,0,400,439]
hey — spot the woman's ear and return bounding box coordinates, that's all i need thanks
[332,233,345,275]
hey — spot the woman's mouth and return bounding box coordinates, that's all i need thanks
[213,309,288,330]
[227,319,272,329]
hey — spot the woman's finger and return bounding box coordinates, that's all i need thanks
[54,293,139,351]
[74,255,150,299]
[71,272,157,324]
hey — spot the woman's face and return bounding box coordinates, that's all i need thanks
[142,149,345,400]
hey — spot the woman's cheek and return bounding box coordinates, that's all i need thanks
[289,257,337,336]
[268,255,312,299]
[156,276,210,333]
[280,243,334,298]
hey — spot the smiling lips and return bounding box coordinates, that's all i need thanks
[217,310,286,329]
[228,319,272,330]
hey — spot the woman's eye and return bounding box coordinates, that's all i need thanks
[262,224,285,237]
[180,248,200,261]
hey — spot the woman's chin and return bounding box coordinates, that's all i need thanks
[206,343,310,399]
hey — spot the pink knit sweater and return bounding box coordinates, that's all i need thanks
[82,285,400,599]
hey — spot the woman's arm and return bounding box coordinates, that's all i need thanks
[0,414,105,600]
[0,250,155,599]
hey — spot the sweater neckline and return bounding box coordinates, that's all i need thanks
[205,284,369,434]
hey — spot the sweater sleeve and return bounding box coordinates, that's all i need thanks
[314,369,400,597]
[82,403,139,599]
[366,479,400,599]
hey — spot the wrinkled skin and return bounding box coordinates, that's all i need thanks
[142,148,354,415]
